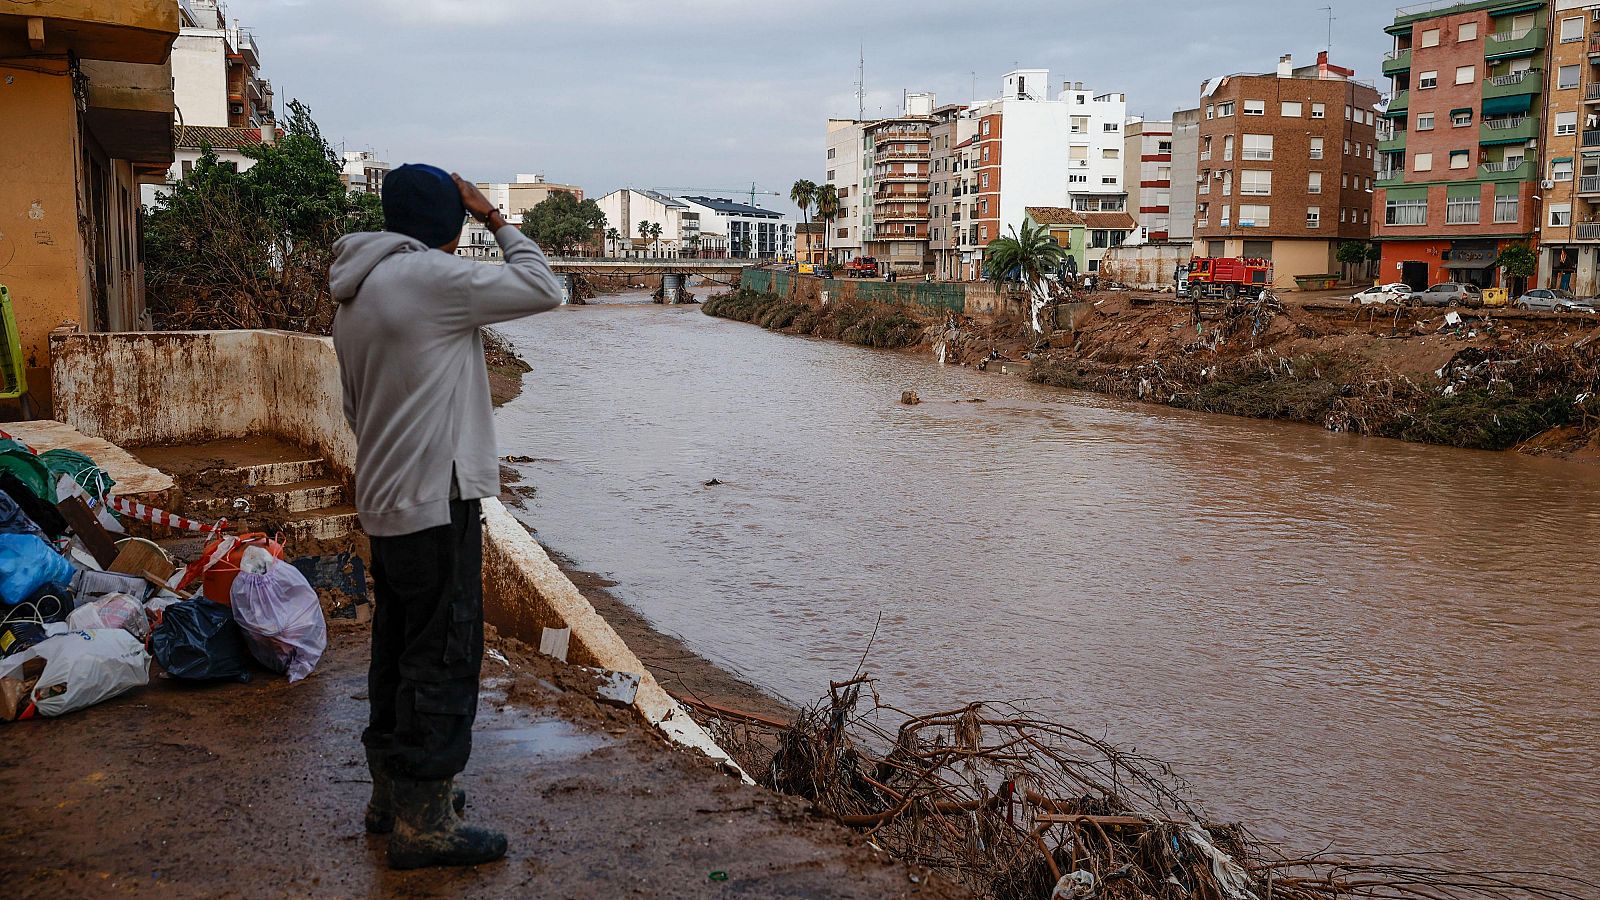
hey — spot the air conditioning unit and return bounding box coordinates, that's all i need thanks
[1527,139,1538,150]
[1214,171,1225,180]
[1542,179,1557,189]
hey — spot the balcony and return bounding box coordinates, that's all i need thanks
[1580,175,1600,195]
[1577,223,1600,241]
[1482,69,1542,100]
[1479,158,1533,180]
[1480,115,1537,145]
[876,150,930,162]
[875,190,928,201]
[1587,83,1600,102]
[1382,90,1409,116]
[1484,25,1545,59]
[1378,129,1406,152]
[1382,48,1412,76]
[1377,168,1405,186]
[876,210,927,222]
[1585,130,1600,148]
[873,130,930,147]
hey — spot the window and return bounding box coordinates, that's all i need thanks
[1244,99,1265,116]
[1414,152,1433,172]
[1069,173,1087,183]
[1554,159,1574,182]
[1071,116,1088,133]
[1241,170,1272,195]
[1242,134,1273,160]
[1223,134,1235,161]
[1309,137,1324,159]
[1419,70,1438,89]
[1554,112,1578,137]
[1345,105,1354,121]
[1455,65,1474,85]
[1452,109,1472,127]
[982,146,990,161]
[1551,204,1572,227]
[1311,102,1326,119]
[1560,65,1581,90]
[1342,174,1349,188]
[1238,204,1270,226]
[1416,113,1435,130]
[1281,101,1302,117]
[1103,122,1120,132]
[1386,198,1426,225]
[1421,27,1440,47]
[1308,171,1322,194]
[1494,194,1519,223]
[1340,208,1346,223]
[827,148,836,160]
[980,172,988,188]
[1306,206,1321,228]
[1450,150,1471,170]
[1363,211,1370,224]
[1561,16,1584,42]
[1101,148,1119,159]
[1158,140,1172,153]
[981,120,991,135]
[1101,176,1117,184]
[1222,171,1232,195]
[1206,104,1214,119]
[1344,140,1352,155]
[1198,170,1210,193]
[1458,22,1477,41]
[1220,204,1231,226]
[1217,101,1235,117]
[1201,135,1212,159]
[827,169,836,181]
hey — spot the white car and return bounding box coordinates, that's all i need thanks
[1349,283,1411,306]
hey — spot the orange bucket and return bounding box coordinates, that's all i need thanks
[179,533,284,604]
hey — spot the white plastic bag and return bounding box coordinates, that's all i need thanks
[230,559,327,683]
[67,593,150,641]
[0,629,150,717]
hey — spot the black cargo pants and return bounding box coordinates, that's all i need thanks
[362,498,484,781]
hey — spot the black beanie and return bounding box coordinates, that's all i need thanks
[383,164,466,248]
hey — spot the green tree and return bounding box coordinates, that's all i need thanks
[520,192,605,256]
[144,99,383,333]
[814,184,840,264]
[1336,240,1372,282]
[789,179,817,228]
[647,221,664,254]
[983,221,1066,290]
[1496,242,1536,295]
[605,227,621,256]
[636,219,652,255]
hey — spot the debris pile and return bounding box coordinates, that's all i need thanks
[693,675,1594,900]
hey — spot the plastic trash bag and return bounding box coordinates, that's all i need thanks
[0,490,43,537]
[67,593,150,641]
[0,629,150,717]
[231,557,327,683]
[0,533,74,605]
[150,598,251,683]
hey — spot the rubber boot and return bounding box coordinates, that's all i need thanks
[387,778,507,870]
[365,750,466,835]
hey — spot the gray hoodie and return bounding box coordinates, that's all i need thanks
[330,225,562,536]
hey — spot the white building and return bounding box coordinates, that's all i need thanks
[678,197,792,259]
[596,188,701,256]
[171,0,272,129]
[342,151,390,195]
[825,119,867,262]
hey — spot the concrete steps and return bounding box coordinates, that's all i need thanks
[173,455,357,544]
[186,477,345,517]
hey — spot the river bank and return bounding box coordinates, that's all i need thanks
[702,286,1600,460]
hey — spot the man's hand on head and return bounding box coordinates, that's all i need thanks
[453,174,502,227]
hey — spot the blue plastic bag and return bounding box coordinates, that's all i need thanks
[0,533,74,605]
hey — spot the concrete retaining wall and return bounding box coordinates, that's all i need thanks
[50,328,736,771]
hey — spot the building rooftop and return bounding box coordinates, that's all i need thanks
[1388,0,1539,31]
[175,125,280,150]
[635,189,689,209]
[679,196,783,218]
[1083,211,1138,230]
[1026,207,1088,227]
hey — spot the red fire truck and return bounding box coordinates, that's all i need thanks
[844,256,880,278]
[1179,257,1273,300]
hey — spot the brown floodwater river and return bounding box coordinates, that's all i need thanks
[494,293,1600,877]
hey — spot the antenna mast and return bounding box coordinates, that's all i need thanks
[856,45,865,120]
[1321,5,1335,53]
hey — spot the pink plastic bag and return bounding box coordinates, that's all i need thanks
[229,558,326,683]
[67,593,150,641]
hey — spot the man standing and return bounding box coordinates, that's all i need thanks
[330,164,564,869]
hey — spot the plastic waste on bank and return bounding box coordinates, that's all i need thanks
[0,490,42,537]
[231,551,327,683]
[0,629,150,717]
[67,594,149,641]
[179,533,283,605]
[0,533,74,605]
[150,598,251,682]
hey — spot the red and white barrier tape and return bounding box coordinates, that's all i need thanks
[108,496,228,534]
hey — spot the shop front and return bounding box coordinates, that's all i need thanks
[1443,240,1501,289]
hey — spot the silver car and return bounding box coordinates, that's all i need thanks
[1408,283,1484,308]
[1514,288,1597,313]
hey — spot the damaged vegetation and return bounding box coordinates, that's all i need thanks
[690,676,1593,900]
[703,289,927,350]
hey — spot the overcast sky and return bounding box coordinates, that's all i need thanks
[238,0,1398,215]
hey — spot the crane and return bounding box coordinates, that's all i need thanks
[653,183,781,207]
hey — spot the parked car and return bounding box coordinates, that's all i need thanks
[1514,288,1598,313]
[1349,283,1412,306]
[1407,283,1483,308]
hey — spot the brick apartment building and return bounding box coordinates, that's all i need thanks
[1373,0,1545,291]
[1535,0,1600,294]
[1194,52,1381,289]
[1125,118,1174,241]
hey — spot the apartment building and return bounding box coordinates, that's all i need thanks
[1373,1,1544,291]
[825,119,867,263]
[172,0,272,129]
[595,188,700,256]
[1536,0,1600,293]
[968,71,1130,277]
[864,99,935,272]
[1125,118,1175,241]
[1194,52,1380,289]
[459,175,587,259]
[342,151,391,195]
[930,113,979,280]
[679,197,792,260]
[1169,107,1203,243]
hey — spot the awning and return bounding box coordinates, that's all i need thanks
[1482,94,1532,116]
[1451,107,1472,115]
[1444,259,1496,270]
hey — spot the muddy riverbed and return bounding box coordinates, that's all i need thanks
[494,291,1600,877]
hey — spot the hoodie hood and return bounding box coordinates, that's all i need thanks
[331,231,428,302]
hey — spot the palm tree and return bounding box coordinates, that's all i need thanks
[647,221,664,255]
[605,227,621,257]
[984,221,1067,333]
[814,184,840,266]
[637,220,652,257]
[789,179,817,229]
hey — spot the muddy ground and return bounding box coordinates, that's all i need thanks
[0,623,962,899]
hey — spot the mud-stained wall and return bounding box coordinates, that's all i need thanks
[50,328,737,770]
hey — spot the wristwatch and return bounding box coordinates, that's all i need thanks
[476,209,503,227]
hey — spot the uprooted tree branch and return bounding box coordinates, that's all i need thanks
[684,676,1593,900]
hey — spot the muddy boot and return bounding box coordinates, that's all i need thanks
[365,750,465,835]
[387,778,506,869]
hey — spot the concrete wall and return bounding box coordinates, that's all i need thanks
[170,31,229,128]
[742,269,968,313]
[47,328,737,771]
[1099,242,1192,289]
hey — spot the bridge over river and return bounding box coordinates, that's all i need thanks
[544,257,755,302]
